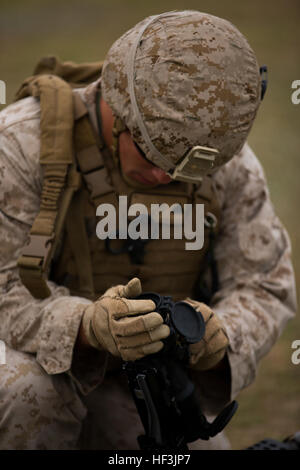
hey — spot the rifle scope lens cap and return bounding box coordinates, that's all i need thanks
[172,302,205,344]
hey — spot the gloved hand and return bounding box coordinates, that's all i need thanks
[81,278,170,361]
[184,299,229,371]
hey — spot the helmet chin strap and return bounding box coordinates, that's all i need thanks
[111,117,161,189]
[96,90,158,187]
[111,116,149,189]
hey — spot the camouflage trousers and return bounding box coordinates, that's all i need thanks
[0,346,231,450]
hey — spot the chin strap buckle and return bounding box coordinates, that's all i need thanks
[168,146,219,183]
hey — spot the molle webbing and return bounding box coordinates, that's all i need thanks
[54,174,221,302]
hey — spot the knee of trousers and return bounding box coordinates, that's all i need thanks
[0,346,87,449]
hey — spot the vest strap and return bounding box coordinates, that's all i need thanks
[74,93,114,200]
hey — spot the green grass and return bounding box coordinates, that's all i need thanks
[0,0,299,449]
[226,322,300,448]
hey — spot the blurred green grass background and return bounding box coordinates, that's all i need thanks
[0,0,299,449]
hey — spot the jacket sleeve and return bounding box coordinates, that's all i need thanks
[0,109,107,394]
[188,143,297,412]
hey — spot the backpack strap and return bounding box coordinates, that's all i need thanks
[17,76,114,299]
[17,75,82,298]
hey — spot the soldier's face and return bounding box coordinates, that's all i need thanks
[100,97,171,186]
[119,130,172,186]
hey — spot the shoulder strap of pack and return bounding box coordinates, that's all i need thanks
[17,75,82,298]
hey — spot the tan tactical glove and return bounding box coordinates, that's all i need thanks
[185,299,229,371]
[81,278,170,361]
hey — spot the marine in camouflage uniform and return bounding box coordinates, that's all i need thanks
[0,11,297,450]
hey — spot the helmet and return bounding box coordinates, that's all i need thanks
[101,10,262,182]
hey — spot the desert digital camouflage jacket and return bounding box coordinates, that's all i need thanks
[0,81,297,407]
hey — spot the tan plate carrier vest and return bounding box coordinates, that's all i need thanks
[16,58,221,303]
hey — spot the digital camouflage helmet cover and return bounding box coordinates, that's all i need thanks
[101,10,262,182]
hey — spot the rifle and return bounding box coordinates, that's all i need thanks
[123,292,238,451]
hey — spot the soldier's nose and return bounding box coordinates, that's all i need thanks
[150,167,172,184]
